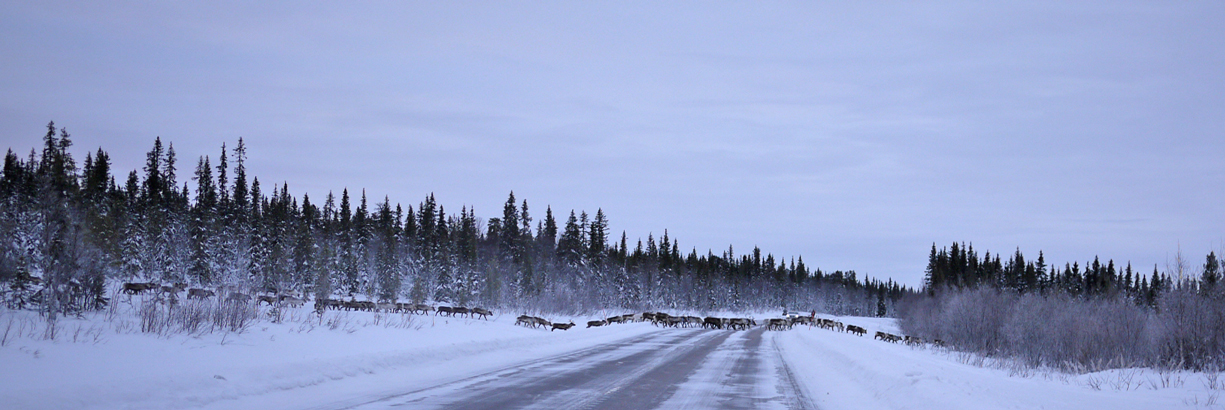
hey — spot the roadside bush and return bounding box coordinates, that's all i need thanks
[899,288,1168,371]
[1156,288,1225,370]
[138,297,259,337]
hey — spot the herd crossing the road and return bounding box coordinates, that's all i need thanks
[511,309,944,347]
[119,281,497,320]
[121,281,944,347]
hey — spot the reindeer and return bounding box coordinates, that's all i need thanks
[452,307,471,318]
[315,298,341,312]
[279,296,305,308]
[845,325,867,336]
[662,317,684,328]
[436,306,454,316]
[226,292,251,303]
[606,315,625,324]
[551,321,575,331]
[411,304,434,314]
[187,288,215,299]
[703,317,724,330]
[905,336,924,346]
[123,282,159,295]
[533,317,551,329]
[516,315,536,327]
[587,319,608,328]
[875,331,889,341]
[257,295,278,306]
[766,318,792,331]
[472,308,493,320]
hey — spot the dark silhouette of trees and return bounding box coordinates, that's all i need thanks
[1,124,911,318]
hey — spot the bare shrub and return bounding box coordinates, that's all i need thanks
[1111,369,1142,391]
[900,288,1161,371]
[136,297,259,336]
[1157,288,1225,370]
[1202,367,1224,390]
[210,300,258,334]
[1084,375,1103,390]
[324,311,355,332]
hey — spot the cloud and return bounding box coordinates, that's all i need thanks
[1,1,1222,285]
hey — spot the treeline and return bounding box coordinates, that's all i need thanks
[904,242,1225,370]
[0,122,913,320]
[923,242,1184,306]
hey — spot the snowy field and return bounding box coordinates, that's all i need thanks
[1,304,1220,410]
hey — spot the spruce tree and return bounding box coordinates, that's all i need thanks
[558,210,582,265]
[164,143,178,205]
[232,138,248,217]
[588,209,608,264]
[499,192,520,260]
[216,143,229,208]
[539,206,557,254]
[1203,252,1220,294]
[143,138,164,207]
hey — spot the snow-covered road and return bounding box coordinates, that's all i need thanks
[331,327,811,410]
[1,310,1206,410]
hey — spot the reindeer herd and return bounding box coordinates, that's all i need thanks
[514,312,764,332]
[121,281,946,347]
[515,308,947,349]
[122,281,313,308]
[766,314,945,347]
[783,313,945,348]
[874,331,945,347]
[120,281,495,320]
[311,299,495,320]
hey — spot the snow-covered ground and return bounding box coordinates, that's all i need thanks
[1,307,1220,410]
[777,315,1210,410]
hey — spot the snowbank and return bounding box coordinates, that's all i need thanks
[775,315,1213,410]
[0,307,656,410]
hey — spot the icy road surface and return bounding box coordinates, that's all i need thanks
[330,327,812,410]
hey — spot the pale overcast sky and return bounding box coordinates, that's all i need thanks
[2,1,1222,286]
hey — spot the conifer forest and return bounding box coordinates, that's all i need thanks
[0,123,908,320]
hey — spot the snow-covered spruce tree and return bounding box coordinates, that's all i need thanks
[3,126,917,320]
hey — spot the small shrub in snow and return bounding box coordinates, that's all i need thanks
[135,297,260,337]
[1202,369,1224,391]
[897,288,1220,372]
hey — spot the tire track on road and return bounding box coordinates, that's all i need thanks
[309,329,687,410]
[771,334,818,410]
[335,327,728,410]
[653,326,816,410]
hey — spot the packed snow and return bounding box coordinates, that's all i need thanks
[1,305,1220,410]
